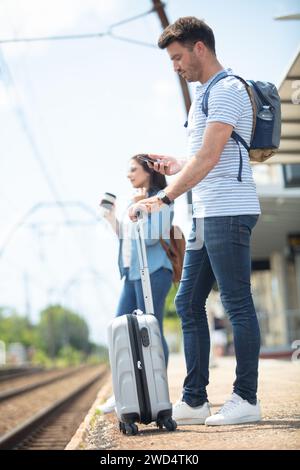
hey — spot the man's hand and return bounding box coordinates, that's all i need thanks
[128,196,163,221]
[147,154,184,176]
[157,122,234,202]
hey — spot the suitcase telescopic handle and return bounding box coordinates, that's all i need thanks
[135,211,155,315]
[135,211,148,268]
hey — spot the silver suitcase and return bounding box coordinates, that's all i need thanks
[107,214,176,436]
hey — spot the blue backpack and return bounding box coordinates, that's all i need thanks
[202,71,281,181]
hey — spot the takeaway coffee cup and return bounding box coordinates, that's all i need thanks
[99,192,116,215]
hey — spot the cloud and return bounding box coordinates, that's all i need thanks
[150,78,182,121]
[0,82,18,111]
[0,0,118,58]
[152,78,178,99]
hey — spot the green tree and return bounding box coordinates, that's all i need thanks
[38,305,90,357]
[163,285,182,353]
[0,307,39,348]
[164,284,179,318]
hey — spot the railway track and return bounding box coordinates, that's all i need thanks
[0,364,87,402]
[0,366,45,383]
[0,364,108,450]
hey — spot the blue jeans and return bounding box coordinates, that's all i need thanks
[175,215,260,406]
[116,267,172,366]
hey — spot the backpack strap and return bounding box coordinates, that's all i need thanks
[202,72,253,182]
[201,70,229,117]
[231,134,244,182]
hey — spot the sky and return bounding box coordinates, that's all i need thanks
[0,0,299,345]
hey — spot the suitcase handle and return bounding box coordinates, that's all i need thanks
[135,212,155,315]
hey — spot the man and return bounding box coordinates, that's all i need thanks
[129,17,261,426]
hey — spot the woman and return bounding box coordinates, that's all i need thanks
[99,155,173,413]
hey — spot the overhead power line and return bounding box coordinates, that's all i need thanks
[0,48,66,206]
[0,4,166,46]
[0,49,100,270]
[0,201,103,260]
[0,31,106,44]
[109,32,156,48]
[151,0,193,211]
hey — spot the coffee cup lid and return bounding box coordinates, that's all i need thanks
[104,192,116,199]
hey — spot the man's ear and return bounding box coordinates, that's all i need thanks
[193,41,205,57]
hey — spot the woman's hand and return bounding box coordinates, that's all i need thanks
[102,203,119,235]
[128,196,163,221]
[148,154,184,176]
[132,187,148,203]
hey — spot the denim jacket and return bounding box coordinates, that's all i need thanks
[118,190,173,281]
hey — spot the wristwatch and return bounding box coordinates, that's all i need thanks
[156,190,172,206]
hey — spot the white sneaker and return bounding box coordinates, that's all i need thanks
[205,393,261,426]
[97,394,116,414]
[172,400,211,425]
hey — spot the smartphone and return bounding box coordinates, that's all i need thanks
[137,154,160,165]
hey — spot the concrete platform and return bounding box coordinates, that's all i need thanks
[67,354,300,450]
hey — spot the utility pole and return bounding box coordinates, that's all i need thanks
[152,0,191,113]
[23,272,31,323]
[152,0,193,208]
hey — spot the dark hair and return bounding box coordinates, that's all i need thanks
[158,16,216,55]
[131,154,167,191]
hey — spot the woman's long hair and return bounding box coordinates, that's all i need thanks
[132,154,167,191]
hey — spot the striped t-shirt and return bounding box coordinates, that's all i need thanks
[187,68,261,218]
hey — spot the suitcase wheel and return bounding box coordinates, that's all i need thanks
[119,421,138,436]
[157,417,177,432]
